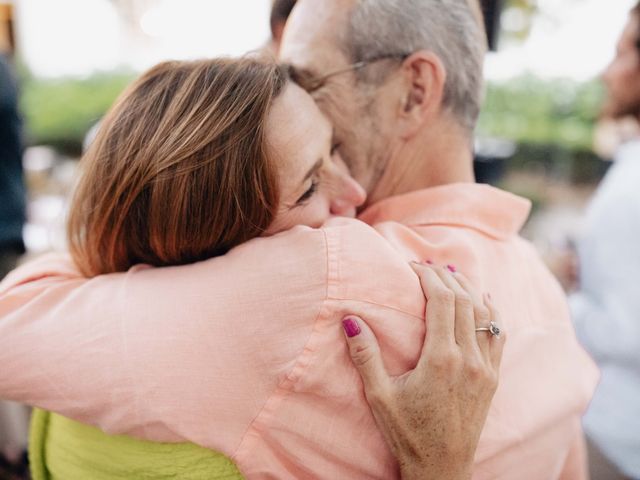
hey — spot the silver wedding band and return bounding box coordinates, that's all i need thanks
[475,321,501,337]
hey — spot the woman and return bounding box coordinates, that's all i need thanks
[2,58,501,479]
[68,58,366,275]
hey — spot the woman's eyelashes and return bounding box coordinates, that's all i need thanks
[296,179,319,205]
[294,143,338,207]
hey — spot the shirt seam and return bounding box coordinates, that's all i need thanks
[122,270,144,438]
[324,294,423,320]
[231,227,335,463]
[402,220,513,241]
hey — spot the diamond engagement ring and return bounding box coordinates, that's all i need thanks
[475,321,501,337]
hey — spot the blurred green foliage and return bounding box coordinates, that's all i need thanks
[478,74,604,151]
[19,71,134,155]
[478,74,608,186]
[17,70,604,170]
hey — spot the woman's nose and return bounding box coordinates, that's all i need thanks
[330,174,366,216]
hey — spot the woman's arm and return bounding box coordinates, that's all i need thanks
[342,262,504,480]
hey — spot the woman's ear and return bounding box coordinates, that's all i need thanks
[396,51,447,139]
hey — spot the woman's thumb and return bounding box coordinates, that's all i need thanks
[342,316,390,395]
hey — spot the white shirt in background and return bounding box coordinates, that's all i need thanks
[570,138,640,478]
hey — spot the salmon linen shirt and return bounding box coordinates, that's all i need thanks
[0,183,598,479]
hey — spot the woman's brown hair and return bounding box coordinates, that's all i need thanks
[68,58,288,277]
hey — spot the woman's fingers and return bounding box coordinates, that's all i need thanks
[411,262,505,377]
[484,294,506,371]
[432,266,483,357]
[341,316,392,404]
[409,262,456,351]
[444,270,494,363]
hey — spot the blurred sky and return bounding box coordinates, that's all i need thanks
[486,0,638,81]
[12,0,639,81]
[15,0,272,76]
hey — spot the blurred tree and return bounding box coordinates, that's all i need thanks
[20,72,134,155]
[478,74,607,185]
[479,74,602,150]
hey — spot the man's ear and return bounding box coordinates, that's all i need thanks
[396,51,446,139]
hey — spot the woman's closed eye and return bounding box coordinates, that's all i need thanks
[296,180,319,205]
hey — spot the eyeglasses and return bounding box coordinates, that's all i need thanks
[301,53,410,92]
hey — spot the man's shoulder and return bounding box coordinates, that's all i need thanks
[229,219,393,276]
[122,220,399,306]
[321,217,415,271]
[220,218,420,313]
[235,218,396,266]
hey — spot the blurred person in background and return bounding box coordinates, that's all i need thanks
[0,53,29,480]
[555,2,640,479]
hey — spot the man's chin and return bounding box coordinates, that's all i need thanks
[601,96,640,120]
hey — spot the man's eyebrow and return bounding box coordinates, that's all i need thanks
[303,158,323,181]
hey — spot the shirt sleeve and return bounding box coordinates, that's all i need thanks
[0,226,329,456]
[0,254,138,431]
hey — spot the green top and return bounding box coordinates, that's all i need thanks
[29,408,244,480]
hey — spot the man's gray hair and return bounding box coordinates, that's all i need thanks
[344,0,485,132]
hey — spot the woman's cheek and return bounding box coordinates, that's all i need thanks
[268,197,333,233]
[303,197,332,228]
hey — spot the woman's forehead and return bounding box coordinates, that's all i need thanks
[267,83,332,173]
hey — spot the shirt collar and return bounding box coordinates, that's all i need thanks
[358,183,531,240]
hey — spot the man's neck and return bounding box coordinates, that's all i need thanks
[367,122,475,205]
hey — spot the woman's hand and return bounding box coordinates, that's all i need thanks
[341,262,505,480]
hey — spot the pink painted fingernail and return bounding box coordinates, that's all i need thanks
[447,264,457,273]
[342,317,361,338]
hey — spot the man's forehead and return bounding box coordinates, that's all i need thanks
[279,0,354,72]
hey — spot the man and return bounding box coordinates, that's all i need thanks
[564,3,640,478]
[0,1,597,478]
